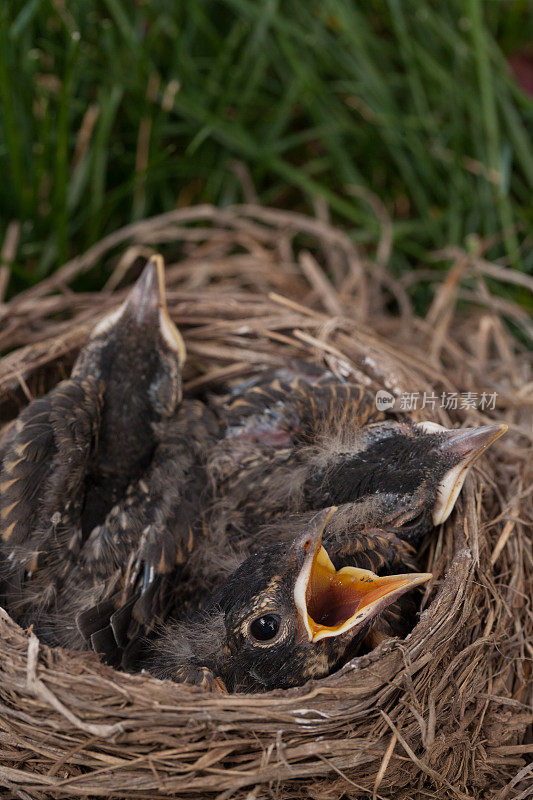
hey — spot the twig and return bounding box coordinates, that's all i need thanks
[0,221,20,303]
[26,634,124,738]
[372,732,397,800]
[379,711,471,800]
[298,250,343,316]
[491,499,521,565]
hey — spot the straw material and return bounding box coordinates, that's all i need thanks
[0,205,531,799]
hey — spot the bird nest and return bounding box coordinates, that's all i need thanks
[0,205,531,800]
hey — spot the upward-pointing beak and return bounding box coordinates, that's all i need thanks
[147,254,186,367]
[428,423,508,525]
[124,255,160,325]
[91,254,187,367]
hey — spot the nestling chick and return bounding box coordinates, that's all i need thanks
[209,365,507,545]
[151,507,430,692]
[0,255,217,661]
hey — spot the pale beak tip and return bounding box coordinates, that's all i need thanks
[146,253,165,271]
[323,505,338,524]
[432,421,507,526]
[412,572,432,586]
[146,253,167,300]
[141,255,187,365]
[126,255,162,314]
[476,422,508,439]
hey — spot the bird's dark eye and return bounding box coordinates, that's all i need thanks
[249,614,281,642]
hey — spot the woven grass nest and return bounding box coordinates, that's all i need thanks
[0,205,531,800]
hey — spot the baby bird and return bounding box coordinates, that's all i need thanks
[0,255,217,660]
[158,367,505,689]
[151,507,431,692]
[209,365,507,546]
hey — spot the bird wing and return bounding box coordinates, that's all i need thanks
[0,377,104,616]
[219,360,382,428]
[209,371,385,532]
[219,365,384,454]
[71,400,219,666]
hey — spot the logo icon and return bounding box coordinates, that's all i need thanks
[375,390,395,411]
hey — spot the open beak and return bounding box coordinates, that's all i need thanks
[91,254,186,366]
[417,423,508,525]
[293,508,431,644]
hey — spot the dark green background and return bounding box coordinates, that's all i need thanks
[1,1,532,311]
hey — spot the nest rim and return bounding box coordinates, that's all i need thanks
[0,204,531,800]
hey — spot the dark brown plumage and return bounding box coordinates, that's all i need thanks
[151,507,430,692]
[59,398,217,664]
[150,365,506,691]
[0,255,218,664]
[207,364,507,547]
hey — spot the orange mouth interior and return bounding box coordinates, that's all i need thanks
[304,546,424,639]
